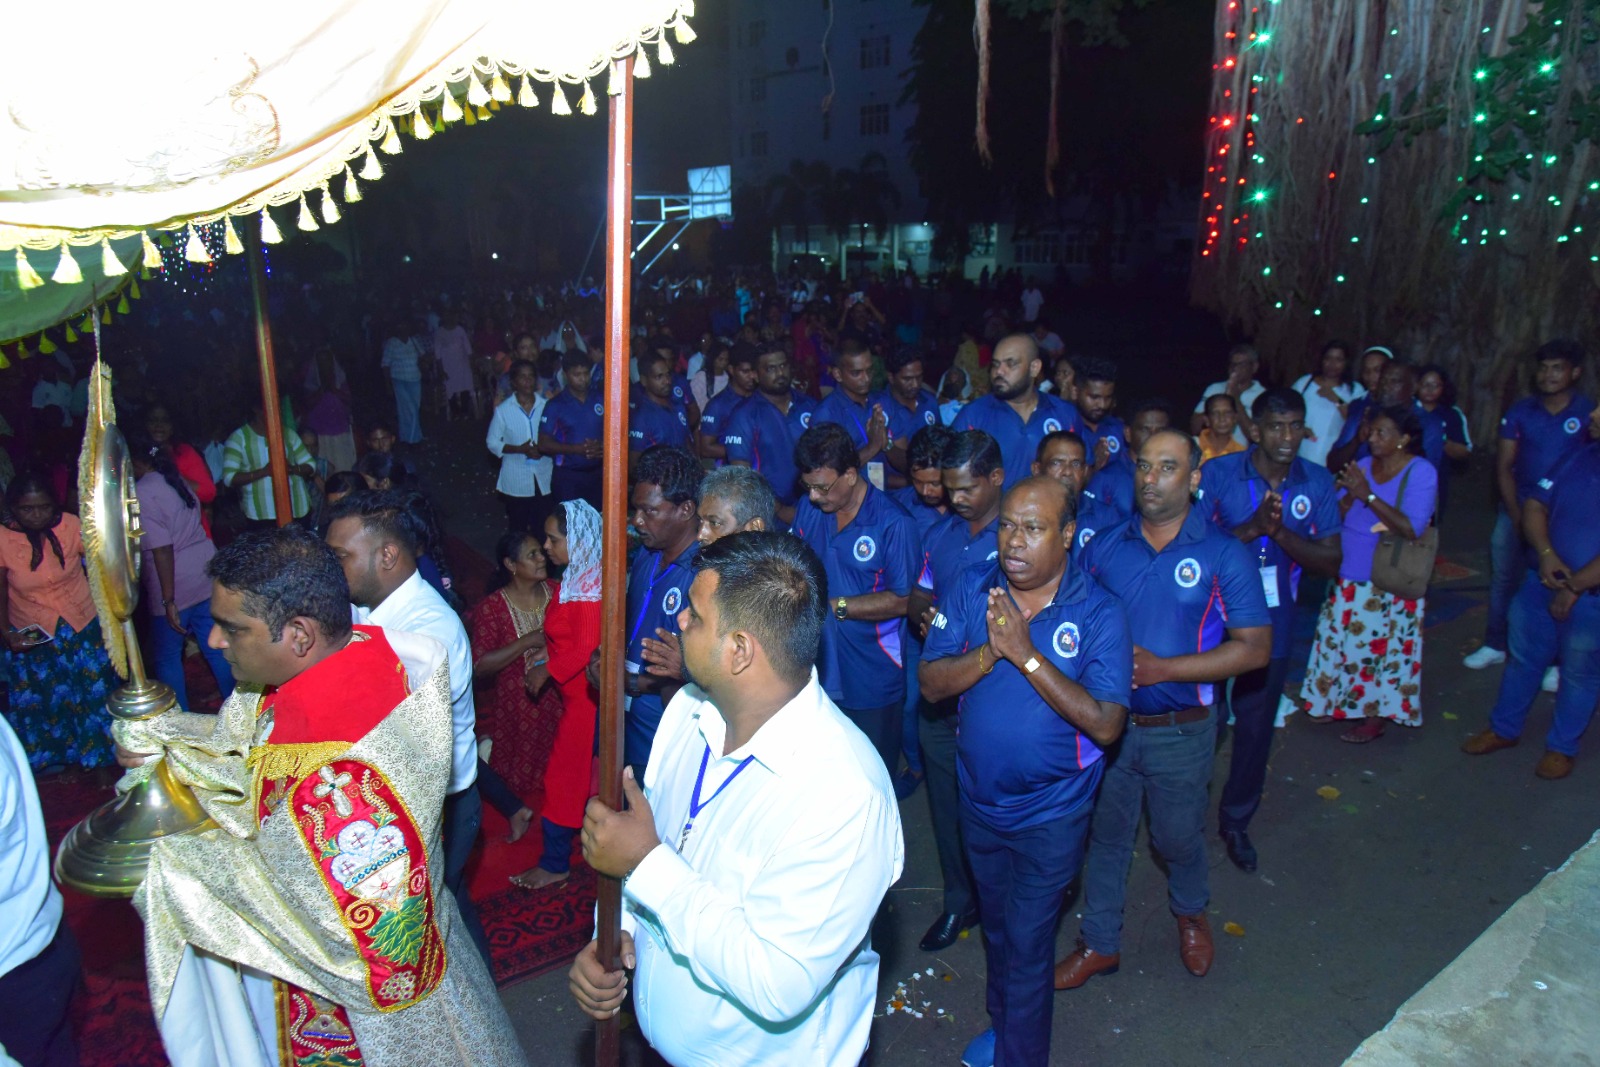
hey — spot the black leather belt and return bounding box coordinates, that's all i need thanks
[1129,706,1211,728]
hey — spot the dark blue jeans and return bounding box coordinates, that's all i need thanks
[920,704,973,915]
[901,633,924,775]
[841,702,903,780]
[442,785,493,969]
[149,599,235,710]
[1489,574,1600,755]
[1220,656,1291,833]
[1080,709,1217,956]
[962,799,1094,1067]
[0,919,79,1067]
[1484,506,1521,652]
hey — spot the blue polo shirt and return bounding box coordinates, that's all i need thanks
[815,389,886,469]
[1501,393,1597,503]
[698,386,752,455]
[1086,460,1135,518]
[539,389,604,472]
[623,540,700,769]
[723,390,818,506]
[1330,395,1377,457]
[1198,449,1341,658]
[891,486,947,594]
[629,395,694,452]
[1079,413,1129,468]
[924,512,1001,606]
[874,388,943,447]
[922,561,1131,830]
[790,486,917,709]
[1079,505,1270,713]
[1332,398,1448,470]
[1532,442,1600,573]
[1073,488,1126,552]
[952,392,1081,491]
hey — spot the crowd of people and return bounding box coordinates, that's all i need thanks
[1,263,1597,1067]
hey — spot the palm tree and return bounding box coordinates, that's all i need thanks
[850,151,902,246]
[766,160,833,253]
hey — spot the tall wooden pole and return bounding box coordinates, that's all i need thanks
[595,54,634,1067]
[247,219,293,526]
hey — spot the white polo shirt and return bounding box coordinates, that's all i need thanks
[0,716,62,980]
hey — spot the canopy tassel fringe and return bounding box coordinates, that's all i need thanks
[475,105,491,121]
[675,19,696,44]
[467,72,491,107]
[224,217,245,255]
[441,91,464,124]
[16,339,29,359]
[490,71,512,103]
[635,48,652,78]
[101,305,111,324]
[518,75,538,107]
[184,223,211,263]
[130,278,141,299]
[320,183,341,224]
[100,237,126,278]
[551,83,573,115]
[141,231,162,270]
[658,36,675,66]
[414,110,434,140]
[260,208,284,244]
[463,105,478,126]
[379,116,402,154]
[296,194,320,231]
[65,322,78,343]
[343,164,363,203]
[14,249,42,290]
[52,242,84,285]
[39,332,56,354]
[580,79,597,115]
[116,293,130,315]
[360,144,383,181]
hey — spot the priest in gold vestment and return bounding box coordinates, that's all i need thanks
[115,526,527,1067]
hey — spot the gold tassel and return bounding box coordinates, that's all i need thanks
[101,237,127,278]
[0,348,10,371]
[297,194,320,231]
[14,249,43,290]
[379,116,402,154]
[141,231,162,270]
[490,71,512,103]
[185,223,212,263]
[320,183,341,224]
[433,111,445,133]
[343,164,363,203]
[261,207,284,244]
[488,99,500,112]
[463,105,477,126]
[15,340,28,359]
[579,79,597,115]
[467,72,491,107]
[476,105,491,121]
[360,144,383,181]
[659,36,675,65]
[102,304,112,324]
[39,332,56,354]
[65,322,78,343]
[517,75,538,107]
[117,293,131,315]
[440,91,464,124]
[52,242,84,284]
[413,110,433,141]
[130,278,141,299]
[550,82,573,115]
[635,48,652,78]
[224,217,244,255]
[675,19,697,44]
[81,312,94,333]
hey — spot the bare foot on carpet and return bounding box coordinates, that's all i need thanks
[506,807,535,843]
[510,867,569,891]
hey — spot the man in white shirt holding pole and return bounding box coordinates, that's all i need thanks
[571,531,904,1066]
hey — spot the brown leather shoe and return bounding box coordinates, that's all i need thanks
[1176,913,1213,977]
[1462,728,1519,756]
[1053,940,1120,990]
[1535,751,1575,780]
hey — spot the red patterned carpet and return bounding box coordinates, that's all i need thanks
[40,533,597,1065]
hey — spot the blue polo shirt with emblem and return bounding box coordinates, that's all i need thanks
[623,541,700,769]
[629,395,694,452]
[874,388,943,447]
[924,512,1001,606]
[1501,393,1597,503]
[1079,505,1270,713]
[1086,460,1135,518]
[890,487,947,594]
[1198,449,1341,658]
[698,386,753,456]
[952,392,1081,491]
[1073,488,1126,553]
[815,389,886,467]
[922,561,1131,830]
[790,485,917,709]
[1332,398,1448,470]
[1532,442,1600,573]
[539,389,604,472]
[723,390,818,506]
[1079,413,1129,469]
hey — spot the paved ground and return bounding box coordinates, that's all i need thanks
[404,417,1600,1066]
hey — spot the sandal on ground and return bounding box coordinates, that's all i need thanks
[1339,719,1386,744]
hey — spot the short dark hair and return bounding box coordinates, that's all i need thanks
[354,451,417,489]
[1128,396,1176,424]
[729,343,760,369]
[1416,363,1458,406]
[207,525,352,641]
[1037,429,1087,461]
[324,470,368,498]
[794,422,860,477]
[1076,356,1118,387]
[1205,392,1239,414]
[326,489,421,557]
[908,425,955,472]
[1227,342,1259,363]
[699,466,778,531]
[886,344,924,375]
[1253,386,1307,420]
[941,429,1003,478]
[560,348,592,373]
[509,358,538,380]
[638,349,672,375]
[633,445,704,505]
[1373,404,1427,456]
[1143,427,1203,472]
[1534,338,1585,368]
[695,531,824,686]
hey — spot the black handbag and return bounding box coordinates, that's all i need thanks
[1369,462,1437,600]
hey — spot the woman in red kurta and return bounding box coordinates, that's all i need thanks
[511,499,602,890]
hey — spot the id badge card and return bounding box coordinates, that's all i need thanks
[1259,566,1280,609]
[867,461,886,491]
[624,659,640,713]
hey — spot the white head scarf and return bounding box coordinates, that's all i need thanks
[558,499,603,603]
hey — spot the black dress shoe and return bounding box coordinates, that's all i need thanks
[1222,829,1258,872]
[920,909,979,951]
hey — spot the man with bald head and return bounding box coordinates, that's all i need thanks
[1057,428,1271,990]
[952,333,1080,492]
[922,476,1131,1067]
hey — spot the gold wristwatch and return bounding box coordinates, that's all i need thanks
[834,596,849,620]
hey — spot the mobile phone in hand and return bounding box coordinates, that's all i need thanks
[10,625,52,647]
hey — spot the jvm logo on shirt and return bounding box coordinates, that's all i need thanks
[1174,558,1202,588]
[1565,417,1582,435]
[1290,494,1312,520]
[1053,621,1081,658]
[1043,418,1062,433]
[853,535,877,562]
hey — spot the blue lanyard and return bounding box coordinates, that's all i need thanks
[1246,479,1271,565]
[678,743,757,850]
[627,552,672,649]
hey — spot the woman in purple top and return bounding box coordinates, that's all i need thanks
[1301,406,1438,742]
[127,429,235,711]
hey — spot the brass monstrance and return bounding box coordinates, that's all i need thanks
[54,360,213,897]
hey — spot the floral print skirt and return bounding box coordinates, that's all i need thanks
[3,616,116,768]
[1300,579,1424,727]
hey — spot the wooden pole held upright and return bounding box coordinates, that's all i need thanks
[247,218,293,526]
[595,53,634,1067]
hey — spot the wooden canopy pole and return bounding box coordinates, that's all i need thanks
[595,53,634,1067]
[247,218,293,526]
